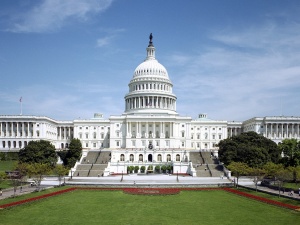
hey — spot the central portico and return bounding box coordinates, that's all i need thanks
[109,34,193,150]
[72,34,226,177]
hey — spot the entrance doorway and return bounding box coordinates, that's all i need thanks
[148,154,152,162]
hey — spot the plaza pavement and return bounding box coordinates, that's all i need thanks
[1,175,300,201]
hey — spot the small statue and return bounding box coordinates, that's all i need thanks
[149,33,153,42]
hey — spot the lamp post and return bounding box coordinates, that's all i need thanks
[121,170,123,182]
[177,170,179,182]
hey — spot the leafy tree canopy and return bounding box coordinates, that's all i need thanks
[218,131,281,167]
[58,138,82,168]
[279,139,300,167]
[18,140,57,166]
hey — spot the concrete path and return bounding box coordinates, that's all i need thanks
[1,175,299,202]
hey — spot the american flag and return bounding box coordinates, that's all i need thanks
[20,97,22,102]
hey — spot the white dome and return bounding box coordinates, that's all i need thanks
[133,59,169,79]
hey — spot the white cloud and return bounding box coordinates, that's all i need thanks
[96,28,125,48]
[8,0,113,33]
[96,36,112,47]
[171,21,300,121]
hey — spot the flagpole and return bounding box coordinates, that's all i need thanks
[20,97,22,116]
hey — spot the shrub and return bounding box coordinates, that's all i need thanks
[134,166,139,173]
[140,166,146,173]
[161,165,167,173]
[155,165,160,173]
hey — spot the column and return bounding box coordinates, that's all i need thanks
[22,122,24,137]
[27,123,30,137]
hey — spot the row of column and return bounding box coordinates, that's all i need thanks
[57,127,73,140]
[1,140,28,149]
[131,82,170,92]
[125,96,176,111]
[227,127,241,138]
[265,123,300,138]
[126,121,174,139]
[0,122,33,137]
[118,152,182,162]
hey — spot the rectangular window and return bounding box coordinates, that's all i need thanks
[116,141,120,147]
[181,142,184,147]
[86,134,89,139]
[93,143,96,147]
[86,143,88,147]
[212,135,215,139]
[219,135,222,139]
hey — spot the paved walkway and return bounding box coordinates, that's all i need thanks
[1,175,299,201]
[0,185,37,200]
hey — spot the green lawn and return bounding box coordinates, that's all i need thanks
[0,189,299,225]
[0,160,16,172]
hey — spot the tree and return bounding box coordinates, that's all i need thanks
[0,171,7,189]
[58,138,82,168]
[287,166,300,183]
[155,165,160,173]
[161,165,167,173]
[14,162,29,189]
[26,163,52,190]
[54,165,69,186]
[263,162,284,185]
[134,166,139,173]
[218,131,281,167]
[249,167,266,191]
[227,162,250,188]
[276,167,293,197]
[279,139,300,167]
[18,140,57,166]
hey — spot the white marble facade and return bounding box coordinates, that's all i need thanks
[1,36,299,162]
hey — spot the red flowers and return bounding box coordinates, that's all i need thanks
[223,187,299,210]
[0,187,76,209]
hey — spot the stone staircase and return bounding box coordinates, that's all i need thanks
[190,151,223,177]
[74,150,111,177]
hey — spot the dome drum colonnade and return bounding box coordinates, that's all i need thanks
[124,34,177,114]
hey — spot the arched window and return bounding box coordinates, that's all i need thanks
[139,154,143,162]
[120,154,125,162]
[130,154,134,162]
[61,143,64,149]
[176,154,180,162]
[167,154,171,162]
[157,154,162,162]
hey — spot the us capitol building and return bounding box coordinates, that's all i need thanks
[1,35,300,176]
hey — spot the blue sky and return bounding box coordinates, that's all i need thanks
[0,0,300,121]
